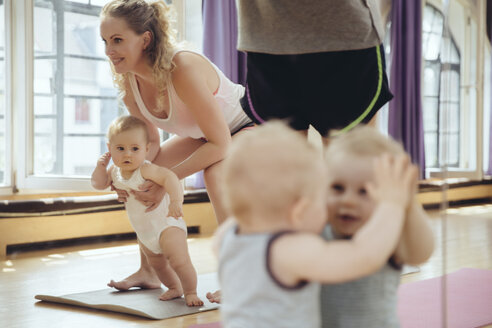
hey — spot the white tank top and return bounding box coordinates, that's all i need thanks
[129,50,251,139]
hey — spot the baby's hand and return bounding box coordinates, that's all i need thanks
[168,201,184,219]
[367,153,418,208]
[97,152,111,167]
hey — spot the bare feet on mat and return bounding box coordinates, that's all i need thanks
[107,268,161,290]
[206,290,221,304]
[159,287,184,301]
[185,293,204,307]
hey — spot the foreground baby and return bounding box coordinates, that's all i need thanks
[91,115,203,306]
[216,121,417,327]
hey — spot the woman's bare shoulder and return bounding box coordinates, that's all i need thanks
[173,51,210,72]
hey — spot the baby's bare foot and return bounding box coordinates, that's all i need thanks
[159,288,183,301]
[206,290,221,304]
[185,293,204,307]
[107,269,161,291]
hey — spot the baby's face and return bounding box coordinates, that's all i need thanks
[326,153,376,238]
[109,128,148,172]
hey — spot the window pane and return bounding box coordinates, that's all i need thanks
[64,57,116,97]
[439,102,460,133]
[64,136,103,176]
[185,0,203,52]
[34,59,55,94]
[424,132,438,168]
[422,5,443,61]
[423,97,438,132]
[440,132,459,167]
[442,36,460,64]
[64,11,104,57]
[423,64,440,96]
[34,119,57,175]
[424,33,442,60]
[440,70,460,102]
[34,96,55,115]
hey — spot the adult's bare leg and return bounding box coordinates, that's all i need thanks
[152,136,206,174]
[204,129,255,304]
[107,241,161,290]
[202,127,257,224]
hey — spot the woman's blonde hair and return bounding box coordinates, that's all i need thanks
[101,0,177,111]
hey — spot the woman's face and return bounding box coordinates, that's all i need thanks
[100,16,148,74]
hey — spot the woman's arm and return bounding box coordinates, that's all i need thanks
[170,53,231,178]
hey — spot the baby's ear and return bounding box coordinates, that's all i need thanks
[106,143,111,153]
[288,197,310,228]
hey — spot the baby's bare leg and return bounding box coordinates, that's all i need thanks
[107,242,161,290]
[140,242,184,301]
[160,227,203,306]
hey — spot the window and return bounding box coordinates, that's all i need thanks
[422,4,461,169]
[11,0,203,191]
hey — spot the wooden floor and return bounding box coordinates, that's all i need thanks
[1,205,492,328]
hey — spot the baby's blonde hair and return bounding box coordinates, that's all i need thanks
[222,121,325,220]
[101,0,177,111]
[107,115,149,143]
[325,125,405,162]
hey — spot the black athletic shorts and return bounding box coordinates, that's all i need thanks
[240,44,393,137]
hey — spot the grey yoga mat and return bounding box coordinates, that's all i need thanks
[35,272,219,320]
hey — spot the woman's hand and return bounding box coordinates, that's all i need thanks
[111,184,129,203]
[132,180,167,212]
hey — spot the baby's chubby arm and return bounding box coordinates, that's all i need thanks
[271,154,418,286]
[91,152,113,190]
[394,197,435,265]
[140,163,184,218]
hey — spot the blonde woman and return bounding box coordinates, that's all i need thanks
[100,0,252,293]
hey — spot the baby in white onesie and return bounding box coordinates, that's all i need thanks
[91,115,203,307]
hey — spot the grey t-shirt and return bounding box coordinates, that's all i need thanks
[219,225,321,328]
[320,225,401,328]
[236,0,385,54]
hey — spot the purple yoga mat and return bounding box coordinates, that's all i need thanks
[397,267,492,328]
[189,268,492,328]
